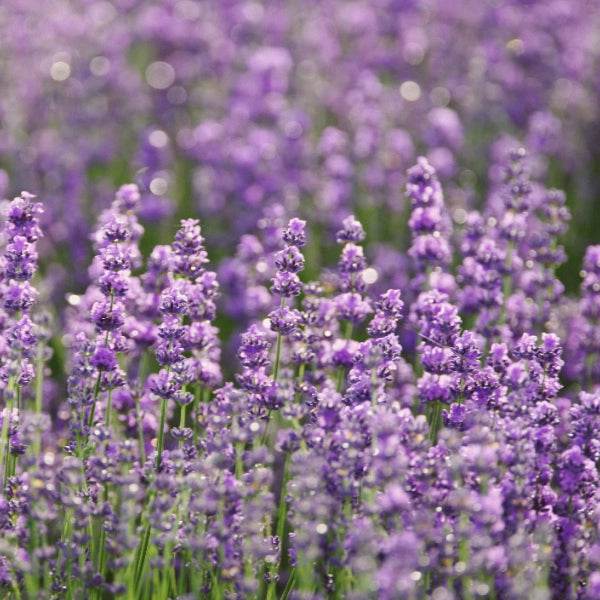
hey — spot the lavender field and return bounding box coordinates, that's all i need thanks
[2,1,600,598]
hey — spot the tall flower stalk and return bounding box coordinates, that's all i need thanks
[0,192,43,483]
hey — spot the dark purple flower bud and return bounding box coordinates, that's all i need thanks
[157,315,186,341]
[338,243,366,274]
[102,214,132,243]
[170,427,193,441]
[537,333,562,365]
[488,342,510,372]
[452,330,482,372]
[16,361,34,385]
[89,346,118,372]
[159,286,188,315]
[580,391,600,415]
[237,324,271,368]
[4,236,38,281]
[512,333,538,360]
[271,271,302,298]
[376,289,404,319]
[367,312,397,338]
[98,272,129,298]
[3,281,38,312]
[557,446,596,495]
[173,390,194,406]
[99,244,133,272]
[91,300,125,332]
[282,218,307,247]
[274,246,305,274]
[155,343,185,367]
[443,403,468,430]
[269,306,301,335]
[5,192,44,242]
[148,370,178,399]
[173,219,205,256]
[336,215,366,244]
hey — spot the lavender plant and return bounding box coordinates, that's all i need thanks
[2,2,600,598]
[1,145,600,599]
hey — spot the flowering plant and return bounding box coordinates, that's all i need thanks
[2,2,600,599]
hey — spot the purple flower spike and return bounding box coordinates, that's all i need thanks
[336,215,366,244]
[282,218,307,247]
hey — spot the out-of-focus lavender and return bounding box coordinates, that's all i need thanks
[2,1,600,599]
[1,0,600,296]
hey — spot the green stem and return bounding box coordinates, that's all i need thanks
[33,340,45,457]
[135,395,146,465]
[370,367,378,407]
[0,390,14,485]
[105,389,113,429]
[87,369,103,428]
[429,400,443,445]
[193,386,202,447]
[178,403,186,449]
[156,392,168,472]
[273,297,286,383]
[133,524,152,596]
[279,568,296,600]
[273,332,283,382]
[35,341,44,415]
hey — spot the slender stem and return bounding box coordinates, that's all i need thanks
[193,386,202,447]
[0,391,14,485]
[429,399,443,445]
[178,403,186,449]
[135,395,146,465]
[279,568,296,600]
[17,383,22,413]
[92,521,107,600]
[370,367,378,407]
[133,524,152,595]
[105,389,113,429]
[273,333,283,382]
[35,341,44,415]
[156,392,168,471]
[88,293,114,429]
[87,369,103,428]
[33,340,45,457]
[273,297,286,381]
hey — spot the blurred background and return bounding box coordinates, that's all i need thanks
[1,0,599,302]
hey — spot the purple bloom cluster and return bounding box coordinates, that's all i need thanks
[2,2,600,598]
[1,149,600,598]
[1,0,599,312]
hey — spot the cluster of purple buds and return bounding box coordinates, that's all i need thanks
[90,186,143,406]
[270,219,306,338]
[345,289,405,406]
[0,193,43,384]
[151,217,221,464]
[0,192,43,476]
[334,215,372,326]
[405,157,452,290]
